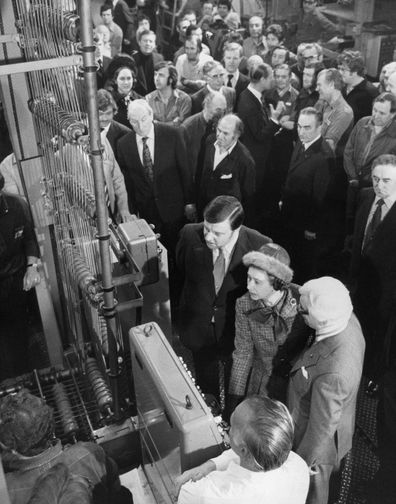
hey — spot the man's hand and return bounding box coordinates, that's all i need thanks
[184,204,197,222]
[304,230,316,240]
[23,265,41,291]
[175,460,216,495]
[269,102,285,122]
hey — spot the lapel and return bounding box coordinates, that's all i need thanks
[213,143,240,175]
[290,137,322,171]
[130,133,144,171]
[291,333,341,373]
[356,190,375,246]
[196,227,217,293]
[153,123,162,171]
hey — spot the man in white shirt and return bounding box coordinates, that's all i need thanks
[197,114,255,218]
[177,395,309,504]
[223,42,249,102]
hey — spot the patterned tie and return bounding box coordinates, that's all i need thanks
[260,95,269,122]
[362,199,385,252]
[142,136,154,182]
[213,248,225,295]
[227,74,233,88]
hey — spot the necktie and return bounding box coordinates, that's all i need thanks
[142,136,154,182]
[261,95,269,122]
[213,248,225,295]
[246,296,288,336]
[227,74,233,87]
[362,199,385,252]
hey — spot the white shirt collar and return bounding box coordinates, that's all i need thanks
[212,227,241,269]
[302,134,321,150]
[101,123,111,136]
[214,139,238,156]
[374,193,396,210]
[136,123,155,141]
[247,84,263,103]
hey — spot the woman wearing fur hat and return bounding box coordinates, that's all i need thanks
[228,243,309,412]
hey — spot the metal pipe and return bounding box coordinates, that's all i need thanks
[79,0,121,419]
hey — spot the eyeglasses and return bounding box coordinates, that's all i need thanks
[297,304,309,316]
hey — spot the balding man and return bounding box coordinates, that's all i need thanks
[117,99,195,251]
[197,114,255,217]
[182,91,227,181]
[191,61,235,114]
[177,395,309,504]
[242,15,267,60]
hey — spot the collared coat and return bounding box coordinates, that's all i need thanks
[229,287,308,401]
[287,313,365,466]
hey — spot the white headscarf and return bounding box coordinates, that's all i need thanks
[300,277,353,339]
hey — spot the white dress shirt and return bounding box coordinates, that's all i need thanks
[212,227,240,272]
[364,194,396,234]
[178,449,309,504]
[213,140,238,170]
[135,124,155,165]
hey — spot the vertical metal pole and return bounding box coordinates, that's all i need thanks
[79,0,121,419]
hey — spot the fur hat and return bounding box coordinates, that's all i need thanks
[243,243,293,283]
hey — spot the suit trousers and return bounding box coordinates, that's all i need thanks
[307,458,344,504]
[191,324,232,404]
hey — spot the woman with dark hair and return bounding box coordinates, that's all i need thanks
[106,64,142,128]
[228,244,308,409]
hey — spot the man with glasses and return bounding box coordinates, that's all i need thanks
[294,0,340,48]
[288,277,365,504]
[191,60,236,114]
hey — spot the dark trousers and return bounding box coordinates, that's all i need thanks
[191,325,232,405]
[0,270,30,381]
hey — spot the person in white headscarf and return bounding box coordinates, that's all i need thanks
[287,277,365,504]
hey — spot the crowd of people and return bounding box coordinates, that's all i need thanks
[1,0,396,503]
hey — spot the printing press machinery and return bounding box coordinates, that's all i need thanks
[0,1,228,502]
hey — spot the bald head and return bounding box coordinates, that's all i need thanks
[127,99,153,136]
[216,113,243,151]
[203,91,227,121]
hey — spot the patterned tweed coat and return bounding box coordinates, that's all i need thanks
[229,285,309,402]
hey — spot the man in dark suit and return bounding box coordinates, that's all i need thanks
[190,61,235,115]
[223,42,249,104]
[281,107,334,283]
[131,30,164,96]
[117,99,195,252]
[197,114,255,218]
[176,196,272,402]
[182,92,227,182]
[349,154,396,387]
[236,63,284,230]
[288,277,365,504]
[97,89,130,163]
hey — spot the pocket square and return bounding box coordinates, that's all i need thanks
[220,173,233,179]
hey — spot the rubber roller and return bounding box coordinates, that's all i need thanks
[85,358,113,414]
[52,382,79,437]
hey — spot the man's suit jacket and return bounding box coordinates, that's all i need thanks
[176,223,272,354]
[106,120,130,161]
[198,139,256,214]
[191,85,235,115]
[350,188,396,316]
[282,137,334,233]
[287,314,365,466]
[234,73,250,103]
[132,51,164,96]
[117,123,193,223]
[236,88,280,187]
[181,111,208,179]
